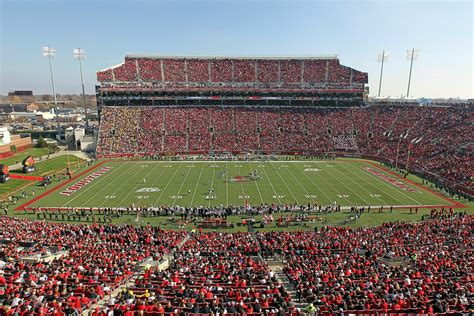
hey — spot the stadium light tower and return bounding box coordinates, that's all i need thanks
[73,48,88,130]
[42,46,60,131]
[377,51,389,97]
[42,46,57,106]
[406,49,420,98]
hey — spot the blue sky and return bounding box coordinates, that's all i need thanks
[1,0,472,98]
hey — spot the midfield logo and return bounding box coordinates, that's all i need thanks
[136,188,161,193]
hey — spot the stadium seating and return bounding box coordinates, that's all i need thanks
[0,217,187,315]
[277,218,473,314]
[97,56,369,89]
[0,215,471,315]
[96,104,473,192]
[138,58,162,81]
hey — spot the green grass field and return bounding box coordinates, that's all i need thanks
[27,159,456,209]
[1,147,52,167]
[0,156,84,197]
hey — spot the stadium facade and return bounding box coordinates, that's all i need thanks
[96,55,368,110]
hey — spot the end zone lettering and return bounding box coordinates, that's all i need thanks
[364,167,416,192]
[60,167,112,196]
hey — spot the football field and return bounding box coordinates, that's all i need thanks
[23,159,456,210]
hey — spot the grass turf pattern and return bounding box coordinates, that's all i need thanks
[26,159,454,209]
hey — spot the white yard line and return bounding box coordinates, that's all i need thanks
[207,166,216,207]
[281,163,318,204]
[172,165,193,206]
[114,164,163,207]
[236,164,247,206]
[61,163,131,207]
[322,163,373,206]
[247,161,264,204]
[153,163,184,206]
[106,163,161,207]
[269,162,299,204]
[351,162,423,206]
[225,161,229,206]
[146,163,171,208]
[340,162,399,206]
[258,163,282,204]
[295,163,350,205]
[190,163,205,207]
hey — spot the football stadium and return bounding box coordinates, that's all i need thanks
[1,2,473,316]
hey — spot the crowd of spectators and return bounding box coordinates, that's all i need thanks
[137,59,162,81]
[108,250,293,315]
[0,217,187,315]
[114,59,138,82]
[276,216,472,314]
[257,61,279,83]
[356,105,473,189]
[280,60,302,83]
[97,104,473,191]
[1,215,471,315]
[97,57,367,87]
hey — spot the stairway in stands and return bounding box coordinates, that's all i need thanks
[88,233,191,312]
[248,233,307,311]
[263,254,307,310]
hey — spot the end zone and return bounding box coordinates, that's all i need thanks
[14,161,107,211]
[367,161,465,209]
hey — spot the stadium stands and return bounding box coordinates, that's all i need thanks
[97,56,368,90]
[96,104,473,192]
[89,54,473,316]
[0,217,187,315]
[268,216,473,314]
[0,215,471,315]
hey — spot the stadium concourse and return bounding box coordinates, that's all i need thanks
[0,215,472,315]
